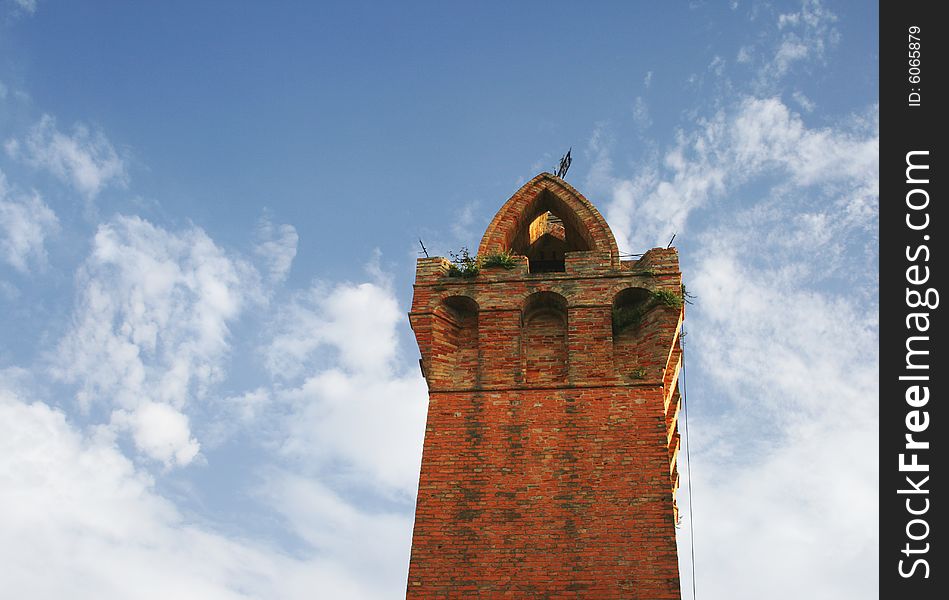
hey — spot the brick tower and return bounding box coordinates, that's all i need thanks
[407,173,683,598]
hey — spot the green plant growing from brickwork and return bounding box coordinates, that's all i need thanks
[652,289,683,310]
[447,248,517,277]
[629,367,647,380]
[480,249,517,269]
[612,289,684,334]
[447,247,480,278]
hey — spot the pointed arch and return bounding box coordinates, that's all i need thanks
[477,173,620,268]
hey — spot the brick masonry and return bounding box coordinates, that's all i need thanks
[408,173,683,598]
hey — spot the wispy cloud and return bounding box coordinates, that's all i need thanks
[592,95,877,254]
[0,171,58,273]
[632,96,652,130]
[791,90,816,112]
[254,215,298,283]
[757,0,840,88]
[5,115,127,199]
[10,0,37,15]
[53,216,261,467]
[678,197,878,598]
[6,219,424,593]
[449,200,480,246]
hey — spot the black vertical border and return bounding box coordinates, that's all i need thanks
[880,2,943,597]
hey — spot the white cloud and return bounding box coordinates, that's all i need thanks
[54,216,260,466]
[279,367,428,494]
[691,251,876,419]
[14,216,423,590]
[0,171,58,272]
[736,45,753,64]
[632,96,652,130]
[674,210,878,598]
[791,90,815,112]
[439,199,481,250]
[1,249,427,595]
[261,471,416,594]
[266,280,402,380]
[773,39,809,73]
[0,387,400,599]
[265,275,428,494]
[591,96,877,253]
[731,97,877,185]
[708,55,726,77]
[113,401,201,468]
[10,0,37,14]
[681,420,877,599]
[254,216,298,283]
[761,0,840,85]
[6,114,127,198]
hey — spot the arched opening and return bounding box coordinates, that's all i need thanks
[508,190,594,273]
[612,288,653,379]
[523,212,569,273]
[431,295,479,387]
[521,291,568,384]
[478,174,621,270]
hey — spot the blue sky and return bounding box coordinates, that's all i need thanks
[1,1,878,598]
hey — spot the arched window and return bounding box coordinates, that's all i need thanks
[612,288,652,379]
[521,291,568,384]
[431,295,479,387]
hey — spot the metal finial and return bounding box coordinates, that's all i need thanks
[555,147,572,179]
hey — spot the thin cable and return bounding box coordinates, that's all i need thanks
[681,338,697,600]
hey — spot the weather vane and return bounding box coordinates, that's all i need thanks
[555,147,572,179]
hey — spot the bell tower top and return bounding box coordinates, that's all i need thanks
[478,172,620,269]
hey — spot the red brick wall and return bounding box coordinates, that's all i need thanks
[408,174,683,598]
[409,387,680,597]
